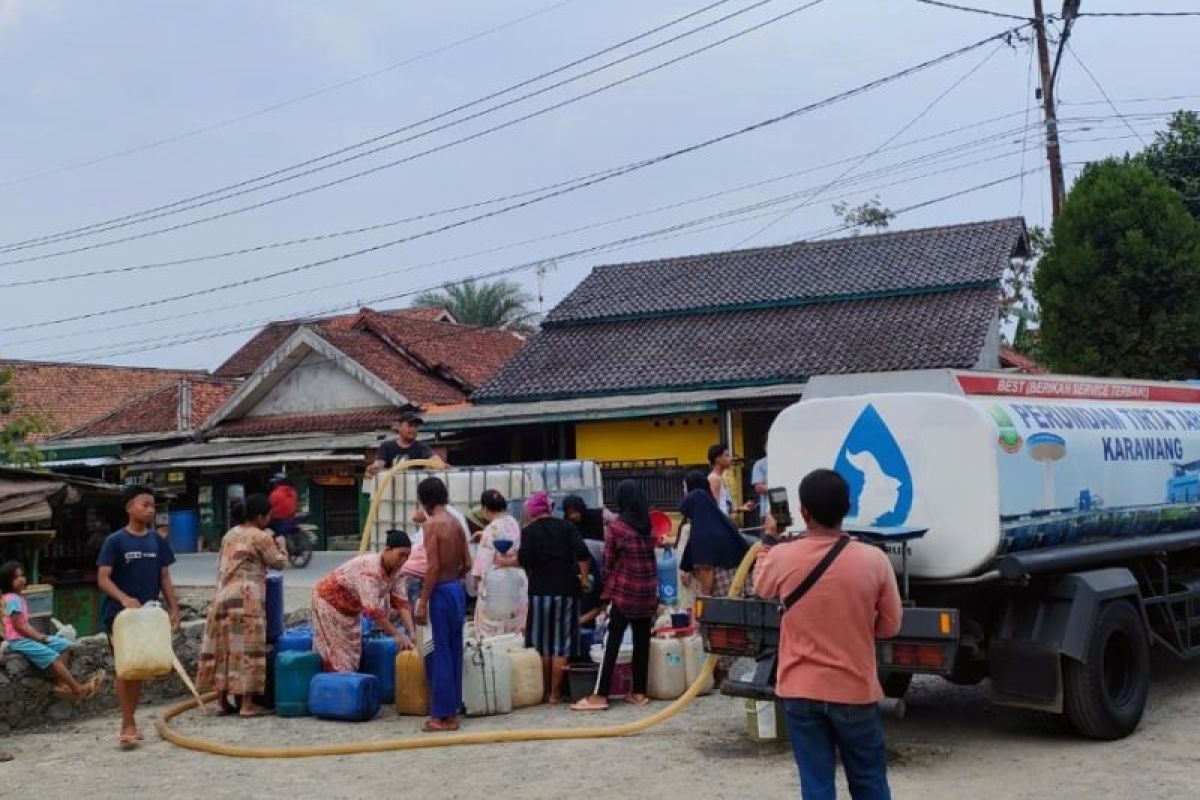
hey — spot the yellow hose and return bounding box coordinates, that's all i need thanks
[156,542,763,758]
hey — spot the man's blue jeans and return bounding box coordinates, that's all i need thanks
[781,698,891,800]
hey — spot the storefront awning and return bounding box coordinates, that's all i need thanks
[423,383,807,431]
[123,433,379,468]
[39,457,120,468]
[161,451,361,469]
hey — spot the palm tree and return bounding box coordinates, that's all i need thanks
[412,279,539,334]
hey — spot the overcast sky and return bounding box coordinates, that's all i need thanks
[1,0,1196,370]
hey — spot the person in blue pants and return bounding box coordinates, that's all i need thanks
[413,477,470,732]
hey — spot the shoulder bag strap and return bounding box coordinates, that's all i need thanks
[781,536,851,613]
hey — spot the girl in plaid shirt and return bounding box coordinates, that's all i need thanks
[572,481,658,711]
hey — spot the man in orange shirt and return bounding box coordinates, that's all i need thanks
[268,474,298,555]
[755,469,903,800]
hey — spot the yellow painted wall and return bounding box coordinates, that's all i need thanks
[575,414,726,465]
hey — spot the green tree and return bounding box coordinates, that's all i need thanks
[412,279,538,334]
[1034,158,1200,378]
[0,365,47,468]
[1139,110,1200,220]
[832,196,894,235]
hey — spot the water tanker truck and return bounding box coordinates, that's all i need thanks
[698,369,1200,739]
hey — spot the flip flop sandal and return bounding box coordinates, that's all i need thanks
[625,695,650,707]
[570,698,609,711]
[118,732,139,750]
[239,709,272,719]
[422,720,460,732]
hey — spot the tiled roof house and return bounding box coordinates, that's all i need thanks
[200,307,522,440]
[442,218,1031,503]
[0,360,205,442]
[476,218,1029,402]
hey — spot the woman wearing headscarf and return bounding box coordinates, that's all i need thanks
[572,481,658,711]
[519,491,590,703]
[312,530,416,673]
[679,468,751,681]
[679,468,750,598]
[197,494,286,717]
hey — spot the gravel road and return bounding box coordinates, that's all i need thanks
[3,651,1200,799]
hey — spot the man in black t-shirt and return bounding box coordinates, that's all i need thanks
[367,409,437,477]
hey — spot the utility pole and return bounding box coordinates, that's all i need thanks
[1033,0,1066,219]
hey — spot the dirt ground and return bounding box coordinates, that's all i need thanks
[3,650,1200,799]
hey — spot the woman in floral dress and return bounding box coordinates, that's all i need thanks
[197,495,286,717]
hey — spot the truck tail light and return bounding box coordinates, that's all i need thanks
[706,625,752,654]
[880,642,947,670]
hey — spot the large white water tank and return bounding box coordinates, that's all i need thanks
[770,371,1200,579]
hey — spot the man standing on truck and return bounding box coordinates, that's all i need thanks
[366,410,437,477]
[755,469,903,800]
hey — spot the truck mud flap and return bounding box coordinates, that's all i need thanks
[988,568,1141,711]
[721,659,778,701]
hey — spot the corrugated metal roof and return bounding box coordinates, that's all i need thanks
[424,383,806,430]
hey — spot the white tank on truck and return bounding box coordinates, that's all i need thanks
[770,369,1200,579]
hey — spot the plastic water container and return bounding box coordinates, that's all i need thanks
[308,673,380,722]
[360,635,398,705]
[275,651,322,717]
[276,625,313,652]
[265,573,284,644]
[395,649,430,716]
[745,699,789,742]
[462,638,513,716]
[481,567,526,621]
[167,510,199,554]
[568,662,599,701]
[590,639,633,665]
[508,647,544,708]
[483,633,524,654]
[111,603,174,681]
[682,634,714,695]
[609,662,632,698]
[648,637,687,700]
[576,628,595,663]
[657,547,679,606]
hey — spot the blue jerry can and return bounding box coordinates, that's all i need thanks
[265,573,284,644]
[308,672,381,722]
[359,635,399,705]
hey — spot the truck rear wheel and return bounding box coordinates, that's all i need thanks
[1063,600,1149,740]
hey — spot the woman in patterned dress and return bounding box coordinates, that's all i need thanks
[197,494,286,717]
[312,530,415,673]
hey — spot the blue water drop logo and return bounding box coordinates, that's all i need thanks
[834,404,914,526]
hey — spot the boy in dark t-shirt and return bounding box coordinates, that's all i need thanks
[97,485,180,749]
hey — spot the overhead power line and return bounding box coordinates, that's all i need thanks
[0,21,1026,335]
[29,169,1042,363]
[0,0,756,254]
[1063,40,1147,147]
[914,0,1031,21]
[0,0,582,190]
[1077,11,1200,18]
[733,37,1003,245]
[12,133,1055,352]
[7,102,1107,287]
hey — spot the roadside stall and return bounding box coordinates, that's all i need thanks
[0,467,127,636]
